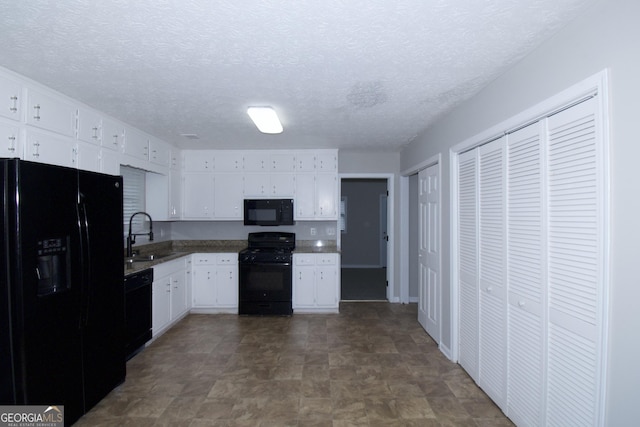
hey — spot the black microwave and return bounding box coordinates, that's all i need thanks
[244,199,294,226]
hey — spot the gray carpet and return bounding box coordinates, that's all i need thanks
[340,268,387,301]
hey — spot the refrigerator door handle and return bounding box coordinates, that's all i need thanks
[77,193,92,326]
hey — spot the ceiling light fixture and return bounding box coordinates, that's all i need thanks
[247,107,283,134]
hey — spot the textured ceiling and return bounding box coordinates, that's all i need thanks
[0,0,594,151]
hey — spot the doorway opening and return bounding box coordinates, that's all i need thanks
[340,178,389,301]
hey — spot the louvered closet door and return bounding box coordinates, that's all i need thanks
[478,138,508,409]
[546,96,603,426]
[506,122,545,426]
[457,149,479,381]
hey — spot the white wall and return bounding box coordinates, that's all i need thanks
[400,0,639,423]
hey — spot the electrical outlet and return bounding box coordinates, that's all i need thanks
[326,227,335,236]
[310,228,317,236]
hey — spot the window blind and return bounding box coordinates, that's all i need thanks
[120,165,146,233]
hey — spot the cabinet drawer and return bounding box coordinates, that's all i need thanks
[295,254,316,266]
[318,254,338,265]
[217,253,238,265]
[193,254,215,265]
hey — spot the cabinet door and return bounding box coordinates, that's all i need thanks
[295,151,316,172]
[101,118,124,151]
[316,265,338,307]
[0,121,21,158]
[0,75,22,121]
[25,87,76,137]
[244,173,268,196]
[214,174,243,219]
[169,169,182,219]
[76,141,101,173]
[171,270,187,320]
[77,108,102,145]
[123,127,149,161]
[149,138,170,167]
[293,266,316,307]
[316,151,337,172]
[183,173,214,219]
[214,151,243,171]
[216,266,238,308]
[271,173,295,197]
[270,152,295,171]
[101,148,120,175]
[192,267,215,307]
[25,129,75,168]
[152,276,172,336]
[316,174,338,218]
[294,174,315,219]
[243,151,267,171]
[183,150,213,171]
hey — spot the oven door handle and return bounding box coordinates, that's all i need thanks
[242,261,291,267]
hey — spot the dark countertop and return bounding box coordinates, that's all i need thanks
[124,239,339,275]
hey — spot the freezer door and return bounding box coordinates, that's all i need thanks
[1,159,84,420]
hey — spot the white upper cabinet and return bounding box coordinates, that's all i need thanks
[316,150,337,172]
[243,151,268,171]
[214,174,243,219]
[316,173,338,218]
[295,151,316,172]
[25,129,76,168]
[101,118,124,151]
[244,173,295,197]
[149,137,170,167]
[123,127,149,161]
[0,74,22,122]
[77,107,102,145]
[269,152,295,171]
[76,140,101,173]
[214,150,243,171]
[183,150,214,171]
[0,121,21,158]
[25,87,76,137]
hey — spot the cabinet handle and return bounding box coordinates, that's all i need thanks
[92,127,99,140]
[32,142,40,157]
[9,96,18,112]
[518,301,525,307]
[33,104,41,120]
[486,286,493,293]
[7,136,16,152]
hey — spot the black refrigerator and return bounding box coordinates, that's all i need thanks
[0,159,126,425]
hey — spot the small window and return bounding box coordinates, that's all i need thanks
[340,196,347,234]
[120,165,146,233]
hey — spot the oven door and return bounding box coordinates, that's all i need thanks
[239,261,292,314]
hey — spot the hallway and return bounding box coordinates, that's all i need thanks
[77,303,512,426]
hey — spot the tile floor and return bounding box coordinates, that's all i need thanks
[77,303,513,426]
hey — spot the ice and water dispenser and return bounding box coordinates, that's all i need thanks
[36,236,71,296]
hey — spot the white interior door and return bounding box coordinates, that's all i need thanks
[418,163,440,342]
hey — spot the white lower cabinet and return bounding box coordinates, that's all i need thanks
[293,253,340,313]
[191,253,238,313]
[152,257,189,338]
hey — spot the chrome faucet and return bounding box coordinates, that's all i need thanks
[126,211,154,258]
